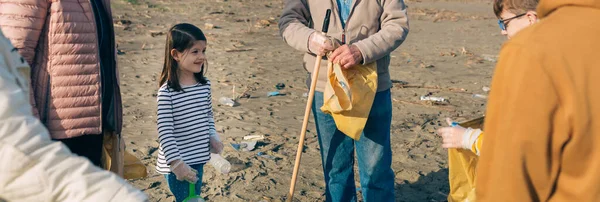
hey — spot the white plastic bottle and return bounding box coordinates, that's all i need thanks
[209,153,231,174]
[218,97,236,107]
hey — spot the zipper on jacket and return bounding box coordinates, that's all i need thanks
[43,75,50,124]
[89,0,104,131]
[333,0,358,44]
[39,10,51,125]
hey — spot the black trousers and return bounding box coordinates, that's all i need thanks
[57,134,104,167]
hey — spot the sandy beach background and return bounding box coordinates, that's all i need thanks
[112,0,503,201]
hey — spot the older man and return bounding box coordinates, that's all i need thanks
[278,1,409,201]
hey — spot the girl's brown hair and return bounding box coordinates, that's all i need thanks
[159,23,208,92]
[493,0,539,18]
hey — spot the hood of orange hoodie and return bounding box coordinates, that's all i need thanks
[538,0,600,18]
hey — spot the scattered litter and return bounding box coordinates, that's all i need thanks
[461,47,472,56]
[115,19,132,26]
[147,181,161,189]
[149,31,165,37]
[419,63,435,68]
[481,54,498,62]
[482,86,490,92]
[255,19,275,28]
[236,87,252,100]
[230,141,257,152]
[394,99,456,112]
[420,96,447,102]
[257,152,278,160]
[243,135,265,141]
[391,80,409,85]
[275,83,286,90]
[235,19,251,23]
[303,92,308,97]
[117,49,126,55]
[465,58,484,67]
[472,94,488,99]
[209,11,225,15]
[204,23,218,29]
[219,97,237,107]
[395,84,468,93]
[267,91,285,97]
[225,48,254,53]
[440,51,458,57]
[239,92,251,99]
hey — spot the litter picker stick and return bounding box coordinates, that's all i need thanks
[287,9,331,202]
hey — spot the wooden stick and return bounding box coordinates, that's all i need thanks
[287,55,322,201]
[236,87,251,100]
[288,9,331,202]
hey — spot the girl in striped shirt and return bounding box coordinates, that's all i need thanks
[155,23,224,202]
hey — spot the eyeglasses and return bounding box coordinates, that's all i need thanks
[497,13,527,31]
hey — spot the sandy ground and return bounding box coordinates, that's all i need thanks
[112,0,504,201]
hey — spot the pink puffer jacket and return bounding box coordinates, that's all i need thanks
[0,0,122,139]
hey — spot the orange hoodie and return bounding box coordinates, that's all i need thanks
[476,0,600,201]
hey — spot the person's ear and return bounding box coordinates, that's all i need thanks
[527,11,538,24]
[171,49,181,62]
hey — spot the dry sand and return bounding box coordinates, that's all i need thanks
[113,0,503,201]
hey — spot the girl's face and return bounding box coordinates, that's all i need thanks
[172,40,207,74]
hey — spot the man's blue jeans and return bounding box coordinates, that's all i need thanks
[312,89,395,202]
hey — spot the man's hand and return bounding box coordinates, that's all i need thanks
[308,32,334,56]
[328,44,363,69]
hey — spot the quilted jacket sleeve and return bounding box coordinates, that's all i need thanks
[0,0,48,65]
[0,0,49,118]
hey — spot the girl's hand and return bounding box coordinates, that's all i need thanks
[170,160,198,183]
[436,118,467,149]
[209,135,224,154]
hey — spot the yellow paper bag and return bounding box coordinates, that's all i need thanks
[447,117,485,202]
[102,132,147,180]
[124,151,148,180]
[448,149,478,202]
[320,60,378,140]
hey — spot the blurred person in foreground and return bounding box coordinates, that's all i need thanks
[437,1,539,201]
[476,0,600,201]
[0,0,126,174]
[0,28,147,202]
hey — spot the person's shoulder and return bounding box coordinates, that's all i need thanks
[507,10,591,53]
[505,11,600,70]
[499,23,557,64]
[158,84,171,95]
[198,80,212,88]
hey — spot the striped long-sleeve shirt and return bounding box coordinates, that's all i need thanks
[155,82,215,174]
